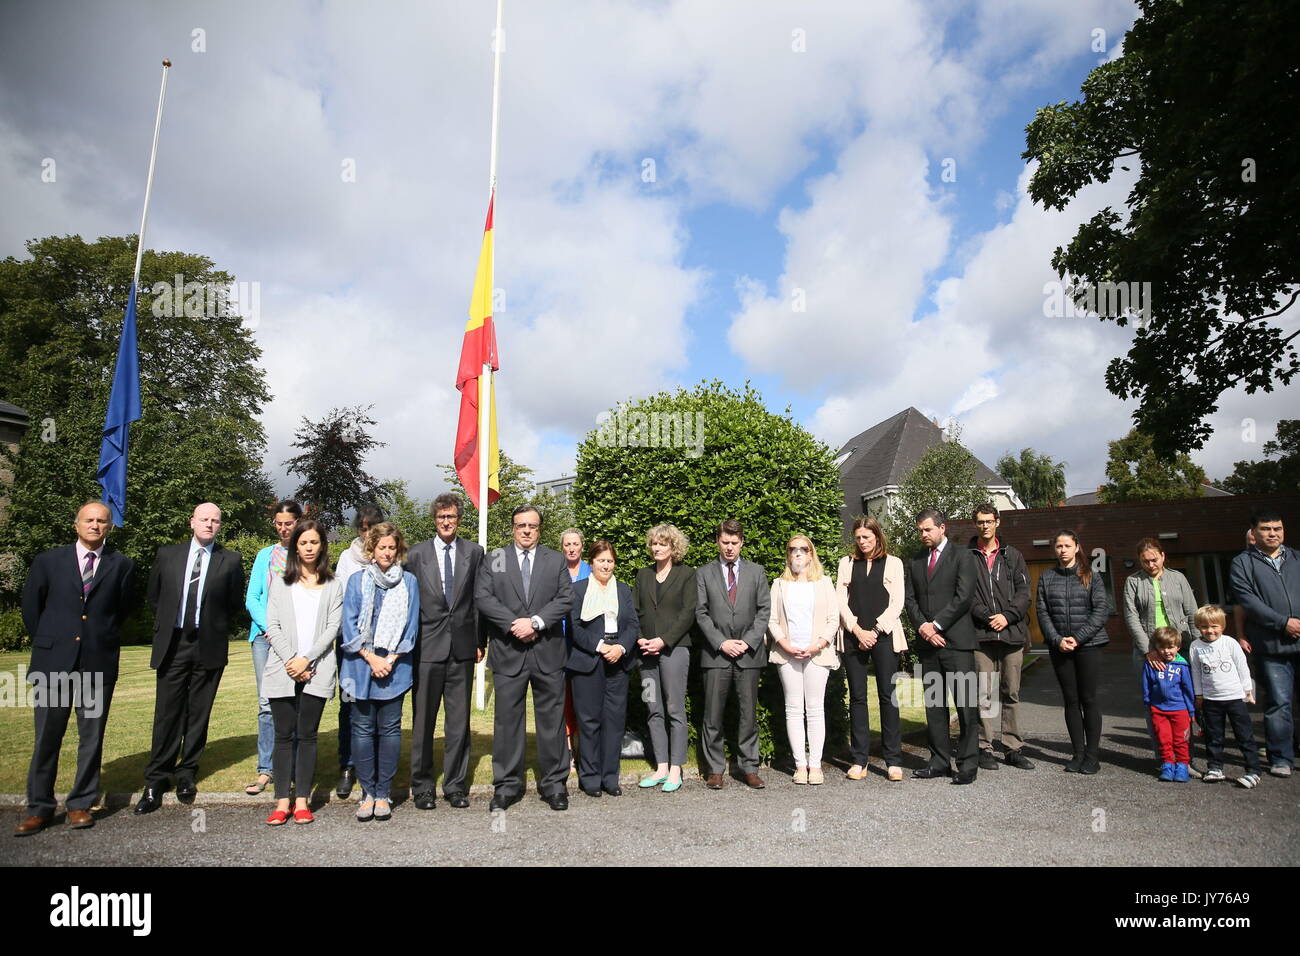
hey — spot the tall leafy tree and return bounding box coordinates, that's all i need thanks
[1023,0,1300,456]
[283,405,392,530]
[996,448,1068,509]
[1099,429,1208,503]
[0,235,271,595]
[879,425,991,561]
[1217,419,1300,494]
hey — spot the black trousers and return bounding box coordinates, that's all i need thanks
[491,658,569,797]
[919,646,980,775]
[1202,697,1260,774]
[26,665,114,816]
[1049,644,1102,760]
[409,656,474,796]
[569,660,628,791]
[269,683,328,800]
[843,641,902,767]
[144,630,224,788]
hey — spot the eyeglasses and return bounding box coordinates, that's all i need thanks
[788,546,810,553]
[435,513,459,521]
[513,522,539,530]
[974,519,997,526]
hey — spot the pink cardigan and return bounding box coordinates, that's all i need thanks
[835,554,907,653]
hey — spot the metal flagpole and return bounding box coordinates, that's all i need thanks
[474,0,504,711]
[134,60,171,292]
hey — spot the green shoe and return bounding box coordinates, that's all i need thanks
[662,778,683,793]
[638,774,668,789]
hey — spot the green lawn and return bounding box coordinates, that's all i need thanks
[0,645,929,795]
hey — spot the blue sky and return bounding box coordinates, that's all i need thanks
[2,0,1293,503]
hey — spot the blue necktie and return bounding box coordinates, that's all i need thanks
[443,542,454,605]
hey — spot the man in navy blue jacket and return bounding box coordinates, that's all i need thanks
[16,501,135,835]
[1230,508,1300,776]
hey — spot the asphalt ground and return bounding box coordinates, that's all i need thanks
[3,648,1297,867]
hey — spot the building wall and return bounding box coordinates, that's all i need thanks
[945,493,1300,650]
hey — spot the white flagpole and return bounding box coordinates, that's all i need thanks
[475,0,504,712]
[133,59,171,291]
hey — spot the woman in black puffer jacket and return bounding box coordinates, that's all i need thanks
[1036,530,1110,774]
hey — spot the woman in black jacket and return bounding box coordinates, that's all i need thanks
[1035,529,1110,774]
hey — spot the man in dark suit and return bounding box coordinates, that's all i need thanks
[406,493,485,810]
[904,508,981,784]
[135,502,245,813]
[15,501,135,836]
[695,518,771,790]
[474,505,573,811]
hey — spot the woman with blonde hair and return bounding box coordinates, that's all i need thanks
[768,534,840,784]
[633,523,696,793]
[836,517,907,781]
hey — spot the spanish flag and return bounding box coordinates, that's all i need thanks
[454,193,501,508]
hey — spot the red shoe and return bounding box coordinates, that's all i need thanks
[292,807,314,825]
[265,810,289,826]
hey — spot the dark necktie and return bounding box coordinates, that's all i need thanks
[726,562,737,606]
[443,542,454,605]
[520,550,531,602]
[81,552,96,597]
[927,547,939,579]
[184,549,204,631]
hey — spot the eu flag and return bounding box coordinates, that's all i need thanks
[96,281,142,525]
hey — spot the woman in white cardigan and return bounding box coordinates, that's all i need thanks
[768,534,840,784]
[263,519,344,825]
[836,517,906,782]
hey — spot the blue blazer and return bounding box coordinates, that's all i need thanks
[565,577,640,674]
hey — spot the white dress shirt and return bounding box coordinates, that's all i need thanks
[175,539,215,628]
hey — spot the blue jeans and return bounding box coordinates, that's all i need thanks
[1258,655,1298,768]
[251,635,274,775]
[351,695,405,801]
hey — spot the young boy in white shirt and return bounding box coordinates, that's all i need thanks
[1188,604,1261,789]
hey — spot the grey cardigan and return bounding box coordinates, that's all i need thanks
[1122,568,1200,653]
[263,576,344,700]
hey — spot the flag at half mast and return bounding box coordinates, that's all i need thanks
[454,193,501,508]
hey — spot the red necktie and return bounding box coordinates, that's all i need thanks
[726,562,737,606]
[927,547,938,579]
[82,552,96,597]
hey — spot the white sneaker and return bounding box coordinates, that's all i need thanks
[1238,773,1261,789]
[1202,767,1225,782]
[1269,765,1293,778]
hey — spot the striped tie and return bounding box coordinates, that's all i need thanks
[82,552,96,597]
[184,550,203,631]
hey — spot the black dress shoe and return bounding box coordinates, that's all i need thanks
[952,770,977,785]
[602,785,623,797]
[336,766,356,799]
[176,778,197,802]
[1005,750,1035,770]
[1079,756,1101,775]
[413,791,436,810]
[134,787,163,815]
[1064,754,1085,773]
[489,791,521,812]
[979,751,999,771]
[912,767,951,779]
[543,791,569,811]
[580,787,602,798]
[446,792,470,809]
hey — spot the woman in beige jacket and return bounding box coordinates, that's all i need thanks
[836,517,906,781]
[768,534,840,784]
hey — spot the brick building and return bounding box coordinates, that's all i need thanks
[945,493,1300,649]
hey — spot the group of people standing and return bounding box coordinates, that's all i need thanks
[13,492,1299,835]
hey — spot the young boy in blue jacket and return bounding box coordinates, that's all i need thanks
[1142,627,1197,781]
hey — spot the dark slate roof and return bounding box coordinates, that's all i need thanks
[1064,484,1234,507]
[0,400,29,425]
[836,407,1004,503]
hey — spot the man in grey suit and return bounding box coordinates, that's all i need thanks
[406,493,485,810]
[696,518,771,789]
[475,505,574,811]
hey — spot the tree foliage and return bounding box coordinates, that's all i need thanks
[283,405,392,530]
[0,234,272,596]
[1023,0,1300,455]
[1099,429,1208,503]
[996,447,1068,509]
[1217,419,1300,494]
[878,425,992,561]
